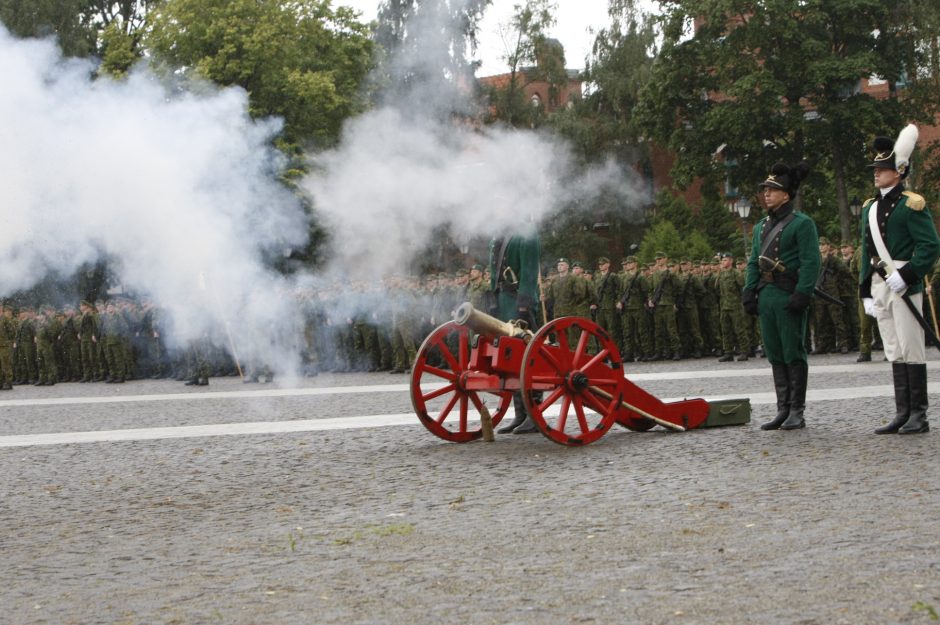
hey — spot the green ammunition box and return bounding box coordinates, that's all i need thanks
[704,398,751,427]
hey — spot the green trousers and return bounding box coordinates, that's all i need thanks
[758,285,809,365]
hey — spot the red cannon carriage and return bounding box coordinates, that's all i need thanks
[410,304,750,446]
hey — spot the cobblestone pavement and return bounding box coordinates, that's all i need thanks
[1,352,939,624]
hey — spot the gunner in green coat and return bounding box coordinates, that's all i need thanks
[743,161,821,431]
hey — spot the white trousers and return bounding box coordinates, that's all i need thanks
[872,268,926,364]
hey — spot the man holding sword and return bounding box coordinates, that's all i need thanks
[859,125,940,434]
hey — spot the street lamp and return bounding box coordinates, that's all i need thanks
[733,196,751,253]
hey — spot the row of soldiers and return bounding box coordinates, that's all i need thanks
[540,239,890,363]
[6,238,935,389]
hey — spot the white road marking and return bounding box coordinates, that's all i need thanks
[0,361,921,408]
[0,384,899,448]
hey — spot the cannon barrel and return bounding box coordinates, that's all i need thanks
[452,303,533,342]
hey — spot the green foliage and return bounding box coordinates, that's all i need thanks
[99,21,138,77]
[0,0,96,57]
[636,221,683,264]
[566,0,656,162]
[146,0,374,147]
[636,0,940,243]
[484,0,567,128]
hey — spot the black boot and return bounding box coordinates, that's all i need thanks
[497,394,528,433]
[875,362,909,434]
[761,364,791,430]
[513,414,539,434]
[856,352,872,362]
[899,363,929,434]
[718,353,733,362]
[780,361,807,430]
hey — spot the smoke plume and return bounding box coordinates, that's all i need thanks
[0,25,308,372]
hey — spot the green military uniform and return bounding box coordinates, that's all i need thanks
[0,306,16,390]
[744,161,821,430]
[812,239,851,353]
[490,233,542,328]
[14,311,38,384]
[858,128,940,434]
[34,308,62,385]
[647,258,681,360]
[839,244,860,351]
[99,304,129,383]
[676,261,705,358]
[78,302,100,382]
[617,257,652,361]
[489,231,543,434]
[716,259,750,361]
[698,262,721,354]
[591,258,622,349]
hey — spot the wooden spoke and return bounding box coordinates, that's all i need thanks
[422,384,456,403]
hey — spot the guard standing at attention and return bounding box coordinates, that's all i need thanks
[859,125,940,434]
[743,161,821,430]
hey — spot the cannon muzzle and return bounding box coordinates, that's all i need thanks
[453,303,533,342]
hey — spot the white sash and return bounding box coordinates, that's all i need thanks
[868,199,897,274]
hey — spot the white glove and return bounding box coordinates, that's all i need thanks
[886,271,907,293]
[863,298,876,317]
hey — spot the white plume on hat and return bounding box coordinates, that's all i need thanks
[894,123,919,176]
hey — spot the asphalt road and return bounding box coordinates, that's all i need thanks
[1,352,939,625]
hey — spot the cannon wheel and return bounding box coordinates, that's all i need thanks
[520,317,625,446]
[411,322,512,443]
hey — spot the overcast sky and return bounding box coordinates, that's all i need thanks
[338,0,633,77]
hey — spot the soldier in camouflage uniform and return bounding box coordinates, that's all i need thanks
[646,253,681,361]
[812,237,851,354]
[590,257,622,349]
[58,306,82,381]
[0,303,16,390]
[716,254,750,361]
[34,305,62,385]
[77,300,100,382]
[616,256,652,362]
[14,307,38,384]
[467,263,489,311]
[99,301,128,383]
[543,258,591,348]
[697,261,721,355]
[839,241,860,351]
[676,259,705,358]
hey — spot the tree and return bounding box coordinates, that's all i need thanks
[373,0,489,119]
[0,0,96,57]
[635,0,940,243]
[485,0,567,128]
[146,0,374,147]
[569,0,657,161]
[87,1,159,76]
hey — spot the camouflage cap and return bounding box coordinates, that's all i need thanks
[597,256,610,265]
[679,257,691,264]
[667,260,678,267]
[621,256,637,264]
[840,240,854,248]
[572,261,584,268]
[819,236,831,246]
[556,257,570,265]
[654,251,667,259]
[455,268,468,277]
[470,263,484,272]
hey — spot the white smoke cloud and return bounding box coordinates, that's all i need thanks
[0,26,308,372]
[304,1,647,281]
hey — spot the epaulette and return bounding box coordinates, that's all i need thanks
[902,190,926,211]
[863,197,876,208]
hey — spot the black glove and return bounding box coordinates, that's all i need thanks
[784,291,812,313]
[742,288,759,316]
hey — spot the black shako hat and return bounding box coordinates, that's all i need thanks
[759,161,811,196]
